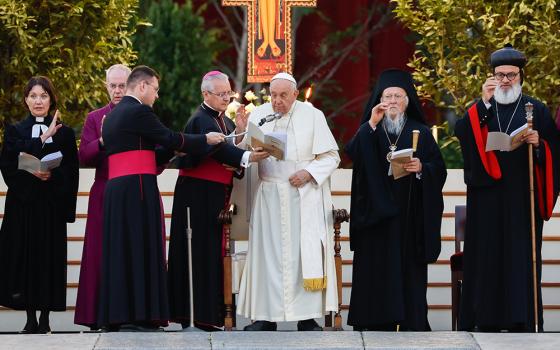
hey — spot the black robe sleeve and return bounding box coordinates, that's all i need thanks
[0,123,79,223]
[49,126,79,222]
[179,111,245,169]
[132,105,208,155]
[345,122,446,262]
[455,100,498,187]
[414,126,447,263]
[345,123,399,249]
[0,124,36,201]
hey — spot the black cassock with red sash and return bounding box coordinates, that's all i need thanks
[167,104,245,328]
[455,95,559,331]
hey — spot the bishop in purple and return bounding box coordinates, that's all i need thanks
[74,64,131,329]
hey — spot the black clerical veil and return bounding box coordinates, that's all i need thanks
[360,69,426,125]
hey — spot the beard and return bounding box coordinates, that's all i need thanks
[383,112,406,135]
[494,82,522,105]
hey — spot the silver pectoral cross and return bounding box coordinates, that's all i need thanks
[386,145,397,163]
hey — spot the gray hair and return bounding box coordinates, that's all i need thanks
[201,72,229,92]
[106,64,131,82]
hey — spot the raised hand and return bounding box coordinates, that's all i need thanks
[99,115,106,145]
[235,105,249,133]
[41,110,63,143]
[370,102,388,128]
[482,77,498,103]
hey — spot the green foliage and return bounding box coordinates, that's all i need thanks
[392,0,560,168]
[393,0,560,113]
[0,0,139,132]
[435,121,463,169]
[134,0,221,130]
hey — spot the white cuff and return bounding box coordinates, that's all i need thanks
[240,151,251,168]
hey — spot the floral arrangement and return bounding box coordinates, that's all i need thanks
[226,88,271,121]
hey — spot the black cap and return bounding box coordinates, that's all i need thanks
[360,69,425,125]
[490,44,527,68]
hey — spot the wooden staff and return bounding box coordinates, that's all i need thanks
[525,102,539,333]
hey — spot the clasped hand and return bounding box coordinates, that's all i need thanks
[289,169,312,188]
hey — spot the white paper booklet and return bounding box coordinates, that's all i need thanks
[390,148,413,180]
[485,123,528,152]
[247,121,287,160]
[18,151,63,173]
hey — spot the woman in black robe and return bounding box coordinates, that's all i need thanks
[0,76,79,333]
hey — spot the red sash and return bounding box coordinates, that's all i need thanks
[108,150,157,180]
[535,140,554,220]
[179,158,234,185]
[467,104,502,180]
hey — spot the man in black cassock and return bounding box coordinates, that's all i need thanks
[167,71,267,331]
[97,66,225,331]
[345,69,447,331]
[456,46,559,332]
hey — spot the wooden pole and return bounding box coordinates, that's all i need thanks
[525,102,539,333]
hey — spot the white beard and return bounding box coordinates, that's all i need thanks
[494,82,522,105]
[383,113,405,135]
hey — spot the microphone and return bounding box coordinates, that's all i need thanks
[258,112,281,126]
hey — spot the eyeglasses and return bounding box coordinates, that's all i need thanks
[207,90,235,99]
[381,94,406,101]
[107,83,126,90]
[144,81,160,93]
[494,72,519,81]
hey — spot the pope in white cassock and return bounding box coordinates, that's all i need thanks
[237,73,340,331]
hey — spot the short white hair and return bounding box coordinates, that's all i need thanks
[201,72,229,92]
[106,64,131,82]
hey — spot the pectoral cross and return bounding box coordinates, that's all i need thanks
[222,0,317,82]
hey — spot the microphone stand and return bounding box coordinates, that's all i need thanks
[182,207,202,332]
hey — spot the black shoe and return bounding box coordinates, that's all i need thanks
[243,320,277,331]
[297,319,322,331]
[119,324,164,332]
[37,323,51,334]
[181,322,223,332]
[20,322,38,334]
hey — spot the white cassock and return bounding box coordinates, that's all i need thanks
[237,101,340,322]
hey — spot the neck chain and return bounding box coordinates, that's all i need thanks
[382,116,407,163]
[495,94,523,134]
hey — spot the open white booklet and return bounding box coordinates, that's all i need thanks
[485,123,528,152]
[390,148,414,180]
[18,151,63,173]
[247,121,287,160]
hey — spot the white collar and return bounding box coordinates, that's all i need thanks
[126,94,143,104]
[203,101,220,112]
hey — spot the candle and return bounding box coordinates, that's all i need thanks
[304,87,313,106]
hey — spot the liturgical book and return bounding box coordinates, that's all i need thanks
[18,151,63,173]
[485,123,528,152]
[390,148,414,180]
[248,121,287,160]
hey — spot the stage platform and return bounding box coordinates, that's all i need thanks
[1,331,559,350]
